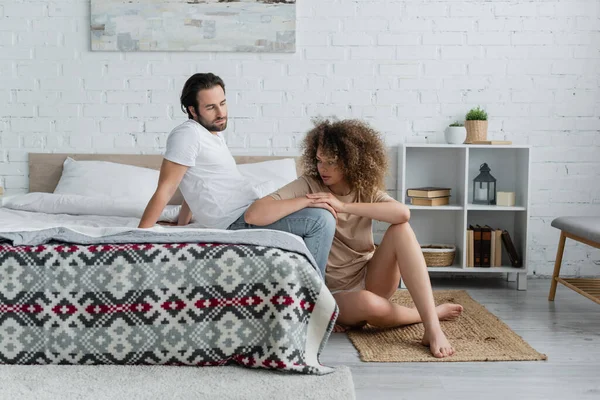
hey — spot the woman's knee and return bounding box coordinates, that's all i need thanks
[386,221,413,239]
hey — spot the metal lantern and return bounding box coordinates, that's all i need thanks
[473,163,496,205]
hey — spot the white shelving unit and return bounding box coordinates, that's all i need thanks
[398,144,531,290]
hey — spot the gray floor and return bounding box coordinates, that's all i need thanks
[319,277,600,400]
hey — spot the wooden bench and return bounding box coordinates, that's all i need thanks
[548,217,600,304]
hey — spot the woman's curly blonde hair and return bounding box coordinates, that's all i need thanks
[300,118,389,199]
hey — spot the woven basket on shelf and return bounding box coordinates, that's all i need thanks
[421,244,456,267]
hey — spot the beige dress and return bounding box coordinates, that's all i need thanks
[268,176,394,293]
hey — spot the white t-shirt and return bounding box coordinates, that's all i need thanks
[163,119,260,229]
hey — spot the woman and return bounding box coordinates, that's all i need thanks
[244,119,462,358]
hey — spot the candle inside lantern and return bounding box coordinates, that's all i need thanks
[476,186,487,201]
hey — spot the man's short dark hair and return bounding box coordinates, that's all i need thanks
[180,73,226,119]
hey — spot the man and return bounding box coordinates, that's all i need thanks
[138,73,335,278]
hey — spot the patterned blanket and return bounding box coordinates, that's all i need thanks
[0,227,338,375]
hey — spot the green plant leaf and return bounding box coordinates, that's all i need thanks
[465,106,488,121]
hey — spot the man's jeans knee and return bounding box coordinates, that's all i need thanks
[228,207,336,280]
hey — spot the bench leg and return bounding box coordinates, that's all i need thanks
[548,231,566,301]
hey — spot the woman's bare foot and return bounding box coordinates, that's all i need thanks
[436,303,463,321]
[421,328,455,358]
[333,324,348,333]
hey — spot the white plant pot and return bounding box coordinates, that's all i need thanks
[445,126,467,144]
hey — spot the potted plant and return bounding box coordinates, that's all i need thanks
[445,121,466,144]
[464,106,488,143]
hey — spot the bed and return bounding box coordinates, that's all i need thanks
[0,154,338,375]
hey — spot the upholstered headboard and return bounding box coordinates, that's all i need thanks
[28,153,302,205]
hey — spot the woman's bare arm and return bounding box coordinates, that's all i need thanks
[307,192,409,225]
[244,195,338,226]
[244,196,312,226]
[344,201,410,225]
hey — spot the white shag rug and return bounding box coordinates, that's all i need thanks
[0,364,355,400]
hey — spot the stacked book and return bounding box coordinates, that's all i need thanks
[407,187,451,206]
[466,225,522,268]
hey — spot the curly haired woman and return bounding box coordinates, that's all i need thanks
[244,118,463,358]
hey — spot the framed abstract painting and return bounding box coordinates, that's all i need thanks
[90,0,296,52]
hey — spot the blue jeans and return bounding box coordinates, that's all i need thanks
[228,208,336,280]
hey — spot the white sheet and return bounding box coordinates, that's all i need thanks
[0,208,141,232]
[0,208,220,235]
[0,208,306,247]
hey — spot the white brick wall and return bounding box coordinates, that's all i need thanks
[0,0,599,276]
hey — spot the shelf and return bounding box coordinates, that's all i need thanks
[402,147,466,206]
[427,264,462,271]
[467,204,526,211]
[467,147,530,209]
[398,144,531,290]
[407,204,526,211]
[408,205,463,210]
[405,144,531,149]
[427,266,526,273]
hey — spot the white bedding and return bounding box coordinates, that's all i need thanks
[0,207,141,232]
[0,207,307,249]
[2,192,180,222]
[0,190,307,250]
[0,193,180,237]
[0,207,226,236]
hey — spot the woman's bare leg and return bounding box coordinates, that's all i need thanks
[364,222,461,358]
[334,290,462,329]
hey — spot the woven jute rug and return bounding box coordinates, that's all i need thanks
[347,290,547,362]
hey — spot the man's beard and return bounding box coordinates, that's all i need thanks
[197,114,227,132]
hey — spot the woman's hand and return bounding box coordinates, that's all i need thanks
[304,196,338,221]
[306,192,347,214]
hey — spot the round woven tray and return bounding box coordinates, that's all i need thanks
[421,244,456,267]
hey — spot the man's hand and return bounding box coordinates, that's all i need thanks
[177,199,192,226]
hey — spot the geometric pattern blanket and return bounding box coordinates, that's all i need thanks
[0,228,338,375]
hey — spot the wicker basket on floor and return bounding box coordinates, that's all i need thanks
[421,244,456,267]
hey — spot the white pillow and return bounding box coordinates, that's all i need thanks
[237,158,298,193]
[53,158,160,205]
[3,192,180,222]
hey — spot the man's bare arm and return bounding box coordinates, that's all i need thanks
[138,159,188,228]
[178,199,193,226]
